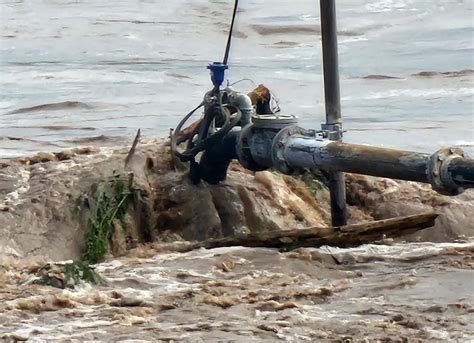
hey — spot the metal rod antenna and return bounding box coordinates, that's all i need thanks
[320,0,347,226]
[223,0,239,65]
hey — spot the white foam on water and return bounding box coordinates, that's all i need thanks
[365,0,416,13]
[0,149,29,157]
[454,140,474,147]
[320,240,474,260]
[362,87,474,100]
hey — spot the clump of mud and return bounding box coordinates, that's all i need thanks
[1,140,333,261]
[345,174,474,242]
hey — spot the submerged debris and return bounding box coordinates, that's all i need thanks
[33,261,105,289]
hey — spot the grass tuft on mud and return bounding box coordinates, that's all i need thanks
[82,172,133,264]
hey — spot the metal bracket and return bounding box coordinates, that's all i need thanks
[320,123,343,141]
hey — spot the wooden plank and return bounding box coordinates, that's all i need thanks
[124,129,141,167]
[156,212,438,252]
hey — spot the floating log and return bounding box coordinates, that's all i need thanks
[158,213,438,252]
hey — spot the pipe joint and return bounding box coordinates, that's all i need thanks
[236,125,269,171]
[270,126,318,174]
[236,116,298,172]
[428,147,468,195]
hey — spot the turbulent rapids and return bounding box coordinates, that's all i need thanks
[0,142,473,341]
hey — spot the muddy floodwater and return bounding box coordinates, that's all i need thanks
[1,0,473,157]
[0,0,473,342]
[1,243,473,341]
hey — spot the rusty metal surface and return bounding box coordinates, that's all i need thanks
[322,141,430,183]
[282,135,431,182]
[277,133,474,194]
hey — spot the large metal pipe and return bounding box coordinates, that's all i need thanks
[447,158,474,187]
[283,138,430,182]
[320,0,347,225]
[269,130,474,195]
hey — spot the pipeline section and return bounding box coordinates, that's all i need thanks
[173,88,474,196]
[257,126,473,196]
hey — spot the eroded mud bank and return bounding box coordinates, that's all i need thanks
[0,140,473,261]
[0,140,331,260]
[0,141,473,341]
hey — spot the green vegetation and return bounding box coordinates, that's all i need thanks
[293,169,327,198]
[82,173,133,264]
[272,167,327,198]
[33,172,134,289]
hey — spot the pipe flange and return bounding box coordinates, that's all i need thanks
[271,126,316,174]
[236,125,268,171]
[427,147,466,195]
[252,114,298,130]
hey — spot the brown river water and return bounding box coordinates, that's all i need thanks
[0,0,473,341]
[0,242,472,341]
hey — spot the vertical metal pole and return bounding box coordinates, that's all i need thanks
[320,0,347,226]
